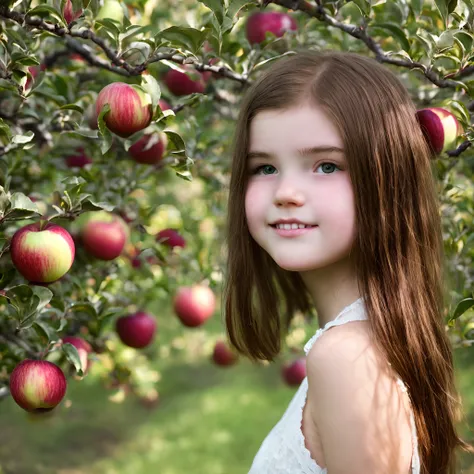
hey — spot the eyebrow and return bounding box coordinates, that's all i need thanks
[247,146,345,160]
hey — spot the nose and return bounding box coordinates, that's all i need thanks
[273,177,305,207]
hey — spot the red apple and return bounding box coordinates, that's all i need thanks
[9,359,67,413]
[65,148,92,168]
[10,222,75,284]
[129,132,168,165]
[115,311,157,348]
[95,82,152,138]
[174,285,215,327]
[62,336,93,373]
[282,357,306,386]
[415,107,463,155]
[63,0,82,24]
[164,67,208,96]
[156,228,186,249]
[212,340,239,366]
[81,213,128,260]
[246,11,297,44]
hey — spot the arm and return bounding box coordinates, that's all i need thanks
[305,324,413,473]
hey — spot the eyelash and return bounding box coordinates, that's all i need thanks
[250,162,340,175]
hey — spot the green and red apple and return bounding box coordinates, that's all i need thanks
[9,359,67,412]
[174,285,216,327]
[164,67,208,96]
[129,132,168,165]
[95,82,152,138]
[79,211,129,261]
[245,11,297,44]
[10,222,75,284]
[416,107,463,155]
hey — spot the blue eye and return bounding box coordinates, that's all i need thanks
[252,164,277,175]
[316,163,339,174]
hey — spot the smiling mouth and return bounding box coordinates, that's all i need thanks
[270,224,317,230]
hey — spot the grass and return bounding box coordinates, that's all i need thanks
[0,315,473,474]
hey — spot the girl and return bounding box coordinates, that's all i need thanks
[223,49,473,473]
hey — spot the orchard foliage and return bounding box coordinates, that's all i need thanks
[0,0,473,411]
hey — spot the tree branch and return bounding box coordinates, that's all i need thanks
[268,0,468,89]
[0,6,249,84]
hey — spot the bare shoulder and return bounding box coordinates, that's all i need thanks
[305,322,413,473]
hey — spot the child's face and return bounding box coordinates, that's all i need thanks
[245,104,357,272]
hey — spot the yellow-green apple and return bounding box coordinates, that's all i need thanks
[282,357,306,386]
[115,311,157,348]
[11,222,75,284]
[246,11,297,44]
[174,285,215,327]
[415,107,463,155]
[164,67,208,96]
[80,212,129,260]
[65,147,92,168]
[63,0,82,24]
[95,82,152,138]
[97,0,124,22]
[129,132,168,165]
[9,359,67,412]
[212,340,239,366]
[156,228,186,249]
[62,336,93,373]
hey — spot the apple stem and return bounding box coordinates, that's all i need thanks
[39,219,49,231]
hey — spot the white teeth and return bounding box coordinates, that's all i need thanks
[275,223,312,230]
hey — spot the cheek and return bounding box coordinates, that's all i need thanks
[315,178,356,234]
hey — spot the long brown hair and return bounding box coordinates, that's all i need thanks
[223,49,473,473]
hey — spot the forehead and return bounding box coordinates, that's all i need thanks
[249,104,343,152]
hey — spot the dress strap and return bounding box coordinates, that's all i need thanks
[304,297,367,355]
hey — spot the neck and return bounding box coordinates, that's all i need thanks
[299,254,361,328]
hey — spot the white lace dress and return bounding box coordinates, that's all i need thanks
[248,297,421,474]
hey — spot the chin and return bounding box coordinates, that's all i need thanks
[271,256,322,272]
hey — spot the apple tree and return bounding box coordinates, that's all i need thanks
[0,0,473,413]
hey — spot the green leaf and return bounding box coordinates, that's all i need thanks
[11,131,34,145]
[26,5,64,23]
[141,74,161,118]
[60,104,84,113]
[449,297,474,322]
[31,286,53,313]
[369,23,411,52]
[4,193,40,221]
[81,198,115,212]
[410,0,424,16]
[9,193,38,212]
[68,301,98,319]
[155,26,207,54]
[62,343,84,376]
[352,0,371,16]
[199,0,225,23]
[434,0,450,27]
[64,128,99,139]
[97,103,113,154]
[32,320,60,344]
